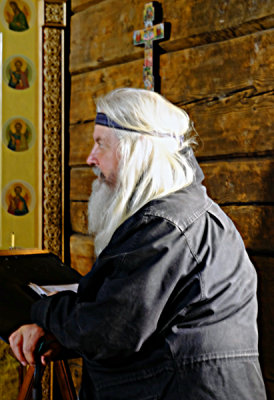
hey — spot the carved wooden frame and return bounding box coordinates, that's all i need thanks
[42,0,67,262]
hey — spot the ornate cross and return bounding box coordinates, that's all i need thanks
[133,2,167,92]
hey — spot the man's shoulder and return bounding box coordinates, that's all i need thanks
[139,184,213,232]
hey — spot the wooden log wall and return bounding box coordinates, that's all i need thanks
[69,0,274,397]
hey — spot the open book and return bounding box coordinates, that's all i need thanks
[28,282,79,296]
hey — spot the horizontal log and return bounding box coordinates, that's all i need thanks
[70,233,96,275]
[69,122,94,165]
[187,90,274,157]
[70,59,144,124]
[201,158,274,203]
[70,0,274,73]
[70,159,274,203]
[222,205,274,252]
[250,255,274,388]
[70,30,274,124]
[71,0,103,13]
[70,167,95,200]
[161,29,274,104]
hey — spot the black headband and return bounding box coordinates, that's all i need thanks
[95,112,183,141]
[95,112,139,133]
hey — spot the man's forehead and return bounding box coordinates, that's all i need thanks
[93,124,113,137]
[93,124,117,142]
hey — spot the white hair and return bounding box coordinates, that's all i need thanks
[89,88,196,255]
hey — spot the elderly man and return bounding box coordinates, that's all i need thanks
[9,88,266,399]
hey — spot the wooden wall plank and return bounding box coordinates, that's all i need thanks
[222,206,274,251]
[70,234,95,275]
[70,167,95,200]
[202,159,274,203]
[71,0,103,13]
[70,159,274,203]
[187,90,274,157]
[70,0,274,73]
[161,29,274,104]
[69,122,94,166]
[70,30,274,124]
[70,59,144,124]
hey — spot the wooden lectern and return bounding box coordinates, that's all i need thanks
[0,249,81,400]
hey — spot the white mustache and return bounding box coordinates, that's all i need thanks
[92,166,101,177]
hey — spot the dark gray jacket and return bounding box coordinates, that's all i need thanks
[32,154,266,400]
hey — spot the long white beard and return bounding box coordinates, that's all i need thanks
[88,178,118,256]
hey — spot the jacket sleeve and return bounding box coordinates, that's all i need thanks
[31,214,197,360]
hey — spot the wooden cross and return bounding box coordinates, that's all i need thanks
[133,2,167,92]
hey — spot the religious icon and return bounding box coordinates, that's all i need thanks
[6,184,30,216]
[143,68,154,91]
[144,2,154,28]
[4,55,35,89]
[154,23,164,39]
[3,117,35,152]
[2,181,35,216]
[143,27,154,42]
[8,57,29,89]
[4,0,30,32]
[133,30,142,45]
[144,48,153,68]
[6,118,31,152]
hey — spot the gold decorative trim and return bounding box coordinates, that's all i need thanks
[45,2,66,26]
[42,1,66,261]
[43,27,63,259]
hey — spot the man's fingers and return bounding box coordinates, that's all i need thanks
[22,341,37,366]
[40,349,54,366]
[40,339,62,366]
[9,332,27,366]
[9,324,46,366]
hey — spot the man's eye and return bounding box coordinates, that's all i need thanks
[96,141,103,148]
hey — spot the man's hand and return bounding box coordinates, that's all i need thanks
[9,324,45,366]
[9,324,61,367]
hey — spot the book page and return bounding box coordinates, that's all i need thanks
[28,282,79,297]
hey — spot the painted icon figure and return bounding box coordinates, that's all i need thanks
[8,1,29,32]
[7,121,30,152]
[8,58,29,89]
[8,185,29,216]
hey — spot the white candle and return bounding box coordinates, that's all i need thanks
[11,232,15,248]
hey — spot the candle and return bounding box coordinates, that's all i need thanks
[11,232,15,248]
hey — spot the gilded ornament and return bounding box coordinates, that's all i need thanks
[45,2,65,26]
[43,27,64,258]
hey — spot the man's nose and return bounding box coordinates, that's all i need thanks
[86,148,98,166]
